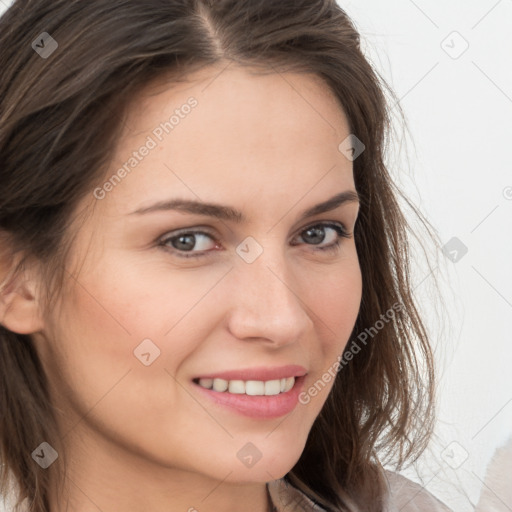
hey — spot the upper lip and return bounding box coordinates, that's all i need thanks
[193,365,307,382]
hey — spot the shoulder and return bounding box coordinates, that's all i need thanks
[267,478,327,511]
[9,473,453,512]
[268,473,452,512]
[383,470,452,512]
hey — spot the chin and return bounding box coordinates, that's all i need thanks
[221,450,299,484]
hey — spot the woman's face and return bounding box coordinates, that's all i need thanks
[34,65,362,489]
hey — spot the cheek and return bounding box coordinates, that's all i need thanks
[305,258,362,354]
[294,262,361,414]
[50,255,228,390]
[44,257,226,451]
[65,257,215,337]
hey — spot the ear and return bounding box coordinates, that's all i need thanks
[0,257,45,335]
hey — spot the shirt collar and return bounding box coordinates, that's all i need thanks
[267,478,328,512]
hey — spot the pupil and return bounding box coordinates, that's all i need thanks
[303,226,324,245]
[174,234,195,251]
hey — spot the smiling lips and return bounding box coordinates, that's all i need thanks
[192,364,307,398]
[192,371,307,419]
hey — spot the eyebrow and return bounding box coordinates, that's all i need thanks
[129,190,360,223]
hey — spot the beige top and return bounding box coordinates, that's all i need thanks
[266,471,453,511]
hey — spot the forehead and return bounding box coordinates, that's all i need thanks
[127,64,348,133]
[96,65,355,216]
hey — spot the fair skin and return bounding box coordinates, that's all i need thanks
[2,64,362,512]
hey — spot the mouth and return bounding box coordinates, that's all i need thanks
[192,375,298,396]
[191,364,307,397]
[191,373,307,419]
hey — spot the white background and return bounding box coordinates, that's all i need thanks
[1,1,511,510]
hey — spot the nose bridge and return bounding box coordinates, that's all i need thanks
[226,244,312,344]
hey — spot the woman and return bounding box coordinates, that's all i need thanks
[0,0,451,510]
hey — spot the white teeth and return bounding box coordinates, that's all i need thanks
[284,377,295,392]
[265,380,281,395]
[245,381,265,395]
[197,376,296,395]
[228,380,245,394]
[212,378,228,392]
[199,378,213,389]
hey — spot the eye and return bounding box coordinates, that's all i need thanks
[292,222,352,253]
[159,229,219,258]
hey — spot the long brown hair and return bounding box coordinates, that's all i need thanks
[0,1,441,510]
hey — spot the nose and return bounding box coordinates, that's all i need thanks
[225,247,313,347]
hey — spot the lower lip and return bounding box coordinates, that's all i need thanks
[192,375,306,419]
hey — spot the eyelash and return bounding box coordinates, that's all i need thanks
[158,222,353,260]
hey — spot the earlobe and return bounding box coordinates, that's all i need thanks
[0,268,45,335]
